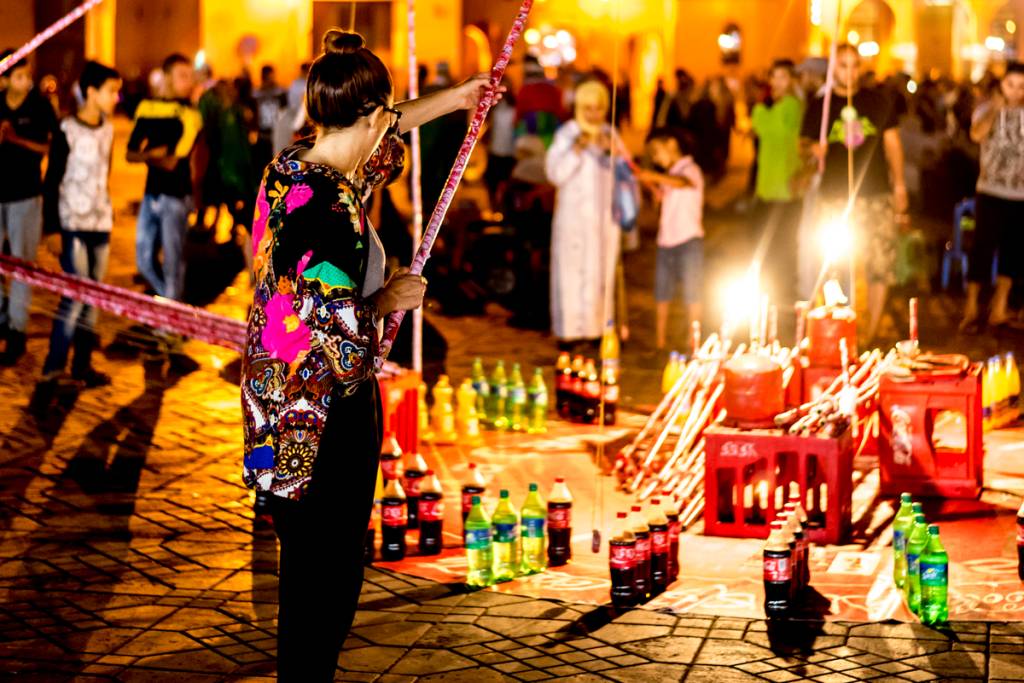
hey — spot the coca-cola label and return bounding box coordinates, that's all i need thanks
[556,374,570,390]
[465,527,491,550]
[402,475,423,496]
[494,522,518,543]
[548,504,571,529]
[523,517,545,538]
[1017,521,1024,545]
[652,530,669,553]
[635,535,651,559]
[764,555,791,582]
[380,457,401,480]
[919,562,948,586]
[462,492,473,513]
[418,498,444,522]
[382,502,407,527]
[603,384,619,402]
[583,380,601,399]
[610,542,636,569]
[668,521,681,540]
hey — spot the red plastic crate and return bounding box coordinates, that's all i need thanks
[379,368,420,455]
[703,425,854,544]
[877,363,983,499]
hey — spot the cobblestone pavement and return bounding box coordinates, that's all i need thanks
[2,121,1024,681]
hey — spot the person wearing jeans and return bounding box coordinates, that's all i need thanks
[135,193,190,300]
[0,50,57,365]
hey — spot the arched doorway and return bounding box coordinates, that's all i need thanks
[462,24,492,78]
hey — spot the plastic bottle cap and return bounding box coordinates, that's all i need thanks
[901,493,913,502]
[928,524,940,534]
[555,477,565,483]
[500,489,509,498]
[616,511,627,519]
[631,505,642,512]
[529,483,538,491]
[915,514,926,523]
[912,503,924,512]
[469,463,477,470]
[471,495,481,505]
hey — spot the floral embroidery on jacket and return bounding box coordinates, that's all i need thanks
[241,141,385,500]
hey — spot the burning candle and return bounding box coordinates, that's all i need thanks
[909,297,919,343]
[794,301,809,348]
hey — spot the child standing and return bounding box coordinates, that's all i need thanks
[639,128,704,352]
[40,61,122,387]
[0,50,57,365]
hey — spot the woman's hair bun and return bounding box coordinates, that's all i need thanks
[323,29,365,55]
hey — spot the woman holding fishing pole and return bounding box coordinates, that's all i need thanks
[240,29,496,680]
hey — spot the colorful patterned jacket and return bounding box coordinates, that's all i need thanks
[241,141,391,500]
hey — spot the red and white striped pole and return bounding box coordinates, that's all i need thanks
[0,0,106,76]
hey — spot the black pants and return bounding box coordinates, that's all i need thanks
[970,193,1024,283]
[270,379,382,682]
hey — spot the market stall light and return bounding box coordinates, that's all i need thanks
[858,41,880,57]
[985,36,1006,52]
[847,30,860,45]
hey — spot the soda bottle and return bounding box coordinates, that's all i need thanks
[465,496,494,587]
[648,498,670,597]
[506,363,528,432]
[782,506,807,592]
[629,505,651,602]
[1007,352,1021,422]
[364,505,377,565]
[417,470,444,556]
[430,375,458,445]
[1018,499,1024,581]
[763,523,793,619]
[602,366,619,426]
[380,478,408,561]
[456,379,484,446]
[609,511,637,607]
[580,359,601,425]
[487,361,509,430]
[661,490,681,582]
[568,355,585,421]
[380,432,403,481]
[492,489,520,582]
[555,352,572,419]
[662,351,681,395]
[892,492,915,589]
[770,519,797,602]
[547,477,573,566]
[461,463,487,536]
[471,357,490,423]
[786,493,811,588]
[418,381,434,442]
[527,368,549,434]
[905,513,929,614]
[919,524,949,625]
[402,452,428,530]
[521,483,547,574]
[601,322,620,377]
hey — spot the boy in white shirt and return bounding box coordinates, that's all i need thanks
[639,128,704,351]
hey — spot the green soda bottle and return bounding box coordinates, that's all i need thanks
[905,513,929,614]
[892,493,915,588]
[488,361,509,430]
[465,496,494,587]
[919,524,949,625]
[521,483,547,574]
[527,368,549,434]
[506,363,528,432]
[471,357,489,423]
[492,489,520,582]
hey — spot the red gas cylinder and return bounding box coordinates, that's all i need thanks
[724,354,784,428]
[806,306,857,368]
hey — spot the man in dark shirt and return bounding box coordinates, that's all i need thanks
[127,53,203,303]
[253,65,286,171]
[800,44,907,342]
[0,50,57,364]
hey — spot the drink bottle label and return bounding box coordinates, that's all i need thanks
[380,457,401,480]
[1017,521,1024,545]
[610,543,636,569]
[531,391,548,407]
[635,535,651,559]
[548,505,571,529]
[402,475,423,495]
[763,555,791,582]
[556,374,569,390]
[893,529,906,552]
[907,553,921,576]
[418,498,444,522]
[511,387,527,405]
[652,530,669,553]
[584,380,601,399]
[382,503,407,527]
[473,380,489,395]
[523,517,545,538]
[669,521,681,540]
[494,522,518,543]
[466,527,492,550]
[497,385,508,399]
[920,562,948,585]
[604,385,619,402]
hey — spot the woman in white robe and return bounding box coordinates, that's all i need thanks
[545,81,622,346]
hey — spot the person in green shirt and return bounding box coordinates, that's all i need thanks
[751,59,804,315]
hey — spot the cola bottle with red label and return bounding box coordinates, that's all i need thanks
[417,470,444,555]
[381,478,408,561]
[380,433,404,481]
[648,499,670,596]
[609,511,637,607]
[763,526,792,619]
[402,452,428,530]
[547,478,573,566]
[629,505,651,602]
[662,490,681,582]
[461,463,486,542]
